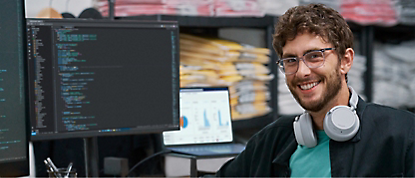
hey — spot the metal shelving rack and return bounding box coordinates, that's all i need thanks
[348,22,374,102]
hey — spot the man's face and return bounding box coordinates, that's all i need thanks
[282,33,342,112]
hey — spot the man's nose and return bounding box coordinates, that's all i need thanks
[296,59,311,76]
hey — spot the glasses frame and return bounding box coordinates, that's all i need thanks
[276,48,336,75]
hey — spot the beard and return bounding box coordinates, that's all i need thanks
[288,66,342,112]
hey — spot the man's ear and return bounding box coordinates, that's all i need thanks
[340,48,354,75]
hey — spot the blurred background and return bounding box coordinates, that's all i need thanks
[24,0,414,176]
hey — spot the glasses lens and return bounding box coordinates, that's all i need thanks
[281,58,297,74]
[304,51,324,68]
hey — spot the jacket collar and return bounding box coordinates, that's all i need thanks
[349,96,367,142]
[272,138,297,166]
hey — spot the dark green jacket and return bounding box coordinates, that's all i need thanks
[216,98,415,177]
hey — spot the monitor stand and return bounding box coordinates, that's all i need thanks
[20,142,36,178]
[83,137,99,177]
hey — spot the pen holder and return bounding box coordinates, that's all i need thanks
[47,168,77,178]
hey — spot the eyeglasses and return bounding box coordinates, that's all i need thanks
[276,48,336,75]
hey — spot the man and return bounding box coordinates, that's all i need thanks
[215,4,414,177]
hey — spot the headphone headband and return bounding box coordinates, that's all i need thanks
[349,86,358,110]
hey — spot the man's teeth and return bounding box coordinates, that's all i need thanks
[300,82,319,90]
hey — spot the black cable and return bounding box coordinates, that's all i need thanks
[126,149,172,177]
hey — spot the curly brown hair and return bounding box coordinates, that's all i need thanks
[273,4,353,60]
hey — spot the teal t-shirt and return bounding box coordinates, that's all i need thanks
[289,130,331,177]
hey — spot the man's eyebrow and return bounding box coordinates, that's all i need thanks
[281,53,297,58]
[303,48,322,54]
[282,48,321,58]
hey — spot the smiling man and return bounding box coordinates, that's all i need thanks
[215,4,414,177]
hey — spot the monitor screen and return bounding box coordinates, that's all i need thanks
[0,0,30,176]
[27,18,180,141]
[163,87,234,146]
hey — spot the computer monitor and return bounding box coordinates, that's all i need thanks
[26,18,180,141]
[0,0,30,176]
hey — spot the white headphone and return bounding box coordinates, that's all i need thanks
[293,87,360,148]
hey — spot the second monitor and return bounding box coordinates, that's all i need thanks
[27,19,180,141]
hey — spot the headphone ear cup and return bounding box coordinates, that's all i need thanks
[78,8,103,19]
[61,12,76,18]
[324,106,360,142]
[293,113,317,148]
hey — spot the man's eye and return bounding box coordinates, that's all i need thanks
[307,52,323,60]
[310,54,319,58]
[286,58,297,63]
